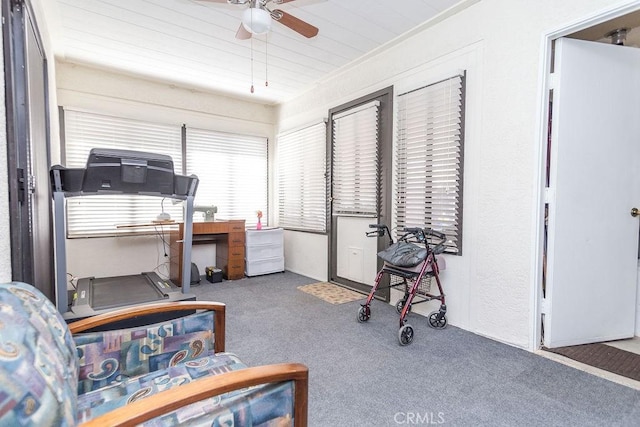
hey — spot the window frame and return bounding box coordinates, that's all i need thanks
[61,108,184,238]
[276,121,328,233]
[61,108,270,237]
[395,73,466,255]
[185,126,268,226]
[331,100,381,217]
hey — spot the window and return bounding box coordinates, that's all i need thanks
[396,74,466,254]
[186,128,267,225]
[63,110,270,235]
[331,101,380,216]
[277,122,327,232]
[63,109,183,237]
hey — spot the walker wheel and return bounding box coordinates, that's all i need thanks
[395,299,405,313]
[398,324,414,346]
[395,299,412,314]
[357,306,371,323]
[427,310,447,329]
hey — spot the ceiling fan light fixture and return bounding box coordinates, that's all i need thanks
[242,7,271,35]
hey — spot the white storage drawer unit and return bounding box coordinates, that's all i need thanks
[245,228,284,276]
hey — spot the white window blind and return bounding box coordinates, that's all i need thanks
[186,128,267,225]
[332,101,380,216]
[277,122,327,232]
[396,74,465,254]
[63,109,183,237]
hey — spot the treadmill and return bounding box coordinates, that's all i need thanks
[50,148,199,321]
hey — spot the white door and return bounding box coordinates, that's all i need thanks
[545,38,640,348]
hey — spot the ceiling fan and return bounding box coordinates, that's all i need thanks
[201,0,319,39]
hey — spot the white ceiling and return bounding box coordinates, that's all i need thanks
[48,0,462,105]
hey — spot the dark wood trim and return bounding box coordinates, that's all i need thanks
[79,363,309,427]
[68,301,227,352]
[69,302,308,426]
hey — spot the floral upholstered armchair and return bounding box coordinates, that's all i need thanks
[0,282,308,426]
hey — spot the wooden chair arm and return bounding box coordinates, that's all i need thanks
[68,301,226,352]
[78,362,309,427]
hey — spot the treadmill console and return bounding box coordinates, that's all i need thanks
[84,148,175,195]
[51,148,198,198]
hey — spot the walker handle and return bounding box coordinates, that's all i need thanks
[401,227,426,242]
[424,228,446,241]
[367,224,393,244]
[404,227,422,235]
[425,229,447,253]
[366,224,384,237]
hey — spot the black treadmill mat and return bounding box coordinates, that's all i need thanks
[91,274,163,310]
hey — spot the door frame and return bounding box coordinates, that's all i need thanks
[2,0,53,298]
[532,1,640,351]
[328,86,393,299]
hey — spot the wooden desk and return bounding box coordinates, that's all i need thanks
[170,220,246,284]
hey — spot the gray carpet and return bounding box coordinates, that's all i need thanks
[191,272,640,426]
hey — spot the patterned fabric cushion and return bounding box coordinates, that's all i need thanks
[0,282,78,427]
[1,282,294,426]
[77,352,295,426]
[143,381,294,427]
[74,311,216,395]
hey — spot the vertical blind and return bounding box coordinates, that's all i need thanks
[331,101,380,216]
[186,128,267,225]
[63,109,183,237]
[277,122,327,232]
[396,74,465,254]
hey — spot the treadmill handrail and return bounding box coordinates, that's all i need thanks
[49,148,199,315]
[50,165,199,199]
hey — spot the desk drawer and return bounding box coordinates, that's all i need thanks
[192,222,229,234]
[217,247,245,266]
[226,263,245,280]
[228,232,246,247]
[229,221,246,233]
[228,247,245,260]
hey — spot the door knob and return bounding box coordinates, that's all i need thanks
[632,208,639,217]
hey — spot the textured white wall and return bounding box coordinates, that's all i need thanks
[56,62,276,130]
[283,230,328,282]
[277,0,633,349]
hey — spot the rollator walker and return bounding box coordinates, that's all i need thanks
[357,224,448,345]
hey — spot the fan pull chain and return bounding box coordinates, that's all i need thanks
[265,33,269,87]
[250,36,255,93]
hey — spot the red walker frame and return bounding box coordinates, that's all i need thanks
[357,225,448,345]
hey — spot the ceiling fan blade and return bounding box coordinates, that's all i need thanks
[198,0,249,4]
[271,9,318,38]
[235,22,252,39]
